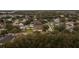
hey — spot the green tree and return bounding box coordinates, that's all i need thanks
[0,30,7,35]
[42,24,49,32]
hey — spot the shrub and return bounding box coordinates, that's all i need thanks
[2,32,79,48]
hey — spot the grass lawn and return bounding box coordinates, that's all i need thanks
[26,29,33,33]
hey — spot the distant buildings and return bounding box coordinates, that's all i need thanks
[0,11,79,33]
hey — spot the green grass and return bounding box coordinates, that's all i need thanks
[26,28,33,33]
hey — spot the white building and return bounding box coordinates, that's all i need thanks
[65,21,74,32]
[54,18,60,23]
[7,18,12,21]
[60,15,64,17]
[12,19,19,26]
[19,23,26,30]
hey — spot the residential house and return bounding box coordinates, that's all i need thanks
[33,20,43,32]
[19,23,26,31]
[0,24,4,28]
[53,17,60,26]
[65,21,74,32]
[12,19,19,26]
[7,18,12,21]
[28,15,43,32]
[25,24,34,31]
[60,15,65,17]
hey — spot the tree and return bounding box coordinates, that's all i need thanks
[0,30,7,35]
[6,24,21,33]
[2,32,79,48]
[54,23,65,32]
[24,19,33,25]
[10,27,21,33]
[42,24,49,32]
[74,25,79,32]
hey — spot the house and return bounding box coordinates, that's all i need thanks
[12,19,19,26]
[65,21,74,32]
[60,15,64,17]
[0,23,4,28]
[19,23,26,31]
[54,17,60,23]
[28,15,43,32]
[7,18,12,21]
[33,20,43,31]
[25,15,29,21]
[53,17,60,26]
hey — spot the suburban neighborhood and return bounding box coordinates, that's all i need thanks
[0,10,79,48]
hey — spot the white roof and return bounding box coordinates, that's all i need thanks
[19,23,24,26]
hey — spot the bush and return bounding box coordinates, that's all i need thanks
[2,32,79,48]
